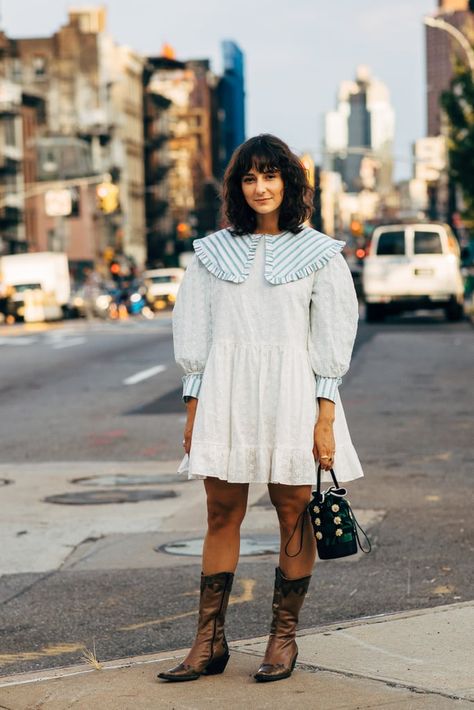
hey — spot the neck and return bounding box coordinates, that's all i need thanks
[254,212,280,235]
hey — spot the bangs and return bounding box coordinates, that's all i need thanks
[236,139,282,177]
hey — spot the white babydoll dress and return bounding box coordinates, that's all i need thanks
[173,226,364,485]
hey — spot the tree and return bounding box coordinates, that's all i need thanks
[440,62,474,234]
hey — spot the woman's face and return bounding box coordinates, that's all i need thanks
[241,167,284,216]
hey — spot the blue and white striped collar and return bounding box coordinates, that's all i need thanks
[193,226,345,285]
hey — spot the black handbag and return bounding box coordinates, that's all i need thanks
[310,466,371,559]
[286,466,371,560]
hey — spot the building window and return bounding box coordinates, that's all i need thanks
[3,117,17,147]
[11,59,23,83]
[33,56,47,79]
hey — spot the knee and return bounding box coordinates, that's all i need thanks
[273,500,308,535]
[207,499,246,533]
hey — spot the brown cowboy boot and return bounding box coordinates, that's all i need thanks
[254,567,311,682]
[158,571,234,682]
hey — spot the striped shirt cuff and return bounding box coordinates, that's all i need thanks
[315,375,341,403]
[182,373,203,401]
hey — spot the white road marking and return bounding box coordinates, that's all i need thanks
[0,337,38,346]
[123,364,167,385]
[52,337,87,350]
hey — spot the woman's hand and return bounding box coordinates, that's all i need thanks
[313,399,336,471]
[183,398,198,454]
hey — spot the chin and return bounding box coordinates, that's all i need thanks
[253,203,278,213]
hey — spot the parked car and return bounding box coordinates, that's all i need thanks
[362,223,464,322]
[143,268,184,310]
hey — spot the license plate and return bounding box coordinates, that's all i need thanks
[414,268,434,276]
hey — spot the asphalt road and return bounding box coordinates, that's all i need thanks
[0,316,181,462]
[0,310,473,677]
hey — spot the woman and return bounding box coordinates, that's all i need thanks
[158,134,363,684]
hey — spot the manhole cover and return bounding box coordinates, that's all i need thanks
[0,478,12,486]
[158,535,279,557]
[44,489,178,505]
[71,473,183,487]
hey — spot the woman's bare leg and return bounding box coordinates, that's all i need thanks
[268,483,316,578]
[202,478,249,574]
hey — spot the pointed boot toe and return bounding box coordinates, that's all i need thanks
[254,653,298,682]
[158,662,200,682]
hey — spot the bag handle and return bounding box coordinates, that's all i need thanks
[348,507,372,554]
[317,465,340,494]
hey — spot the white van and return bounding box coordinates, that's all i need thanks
[142,268,184,310]
[363,223,464,322]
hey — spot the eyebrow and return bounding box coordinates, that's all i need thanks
[242,168,280,176]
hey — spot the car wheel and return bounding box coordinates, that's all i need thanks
[366,304,385,322]
[445,298,464,322]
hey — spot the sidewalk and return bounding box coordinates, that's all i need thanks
[0,601,472,709]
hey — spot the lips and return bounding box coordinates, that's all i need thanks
[255,198,272,202]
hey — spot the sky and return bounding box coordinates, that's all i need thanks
[1,0,436,180]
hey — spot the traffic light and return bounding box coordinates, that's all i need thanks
[97,182,119,214]
[109,260,121,281]
[176,222,191,239]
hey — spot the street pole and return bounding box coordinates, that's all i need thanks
[423,15,474,74]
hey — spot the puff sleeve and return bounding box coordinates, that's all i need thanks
[172,256,212,401]
[308,253,359,403]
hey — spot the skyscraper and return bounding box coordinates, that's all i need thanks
[324,66,395,195]
[218,41,245,174]
[426,0,474,136]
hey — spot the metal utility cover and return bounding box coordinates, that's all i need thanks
[71,473,183,487]
[44,489,178,505]
[158,535,279,557]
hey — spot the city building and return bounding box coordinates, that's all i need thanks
[0,7,147,268]
[1,9,246,267]
[422,1,473,225]
[426,0,474,136]
[143,55,174,266]
[0,79,26,256]
[218,41,246,175]
[0,75,49,257]
[21,90,47,253]
[324,65,395,197]
[144,50,222,265]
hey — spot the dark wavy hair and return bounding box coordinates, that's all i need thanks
[222,134,314,236]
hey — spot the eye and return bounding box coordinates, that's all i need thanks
[265,173,276,180]
[242,176,254,183]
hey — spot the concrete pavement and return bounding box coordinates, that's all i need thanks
[0,601,472,709]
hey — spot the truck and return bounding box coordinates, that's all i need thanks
[0,252,71,322]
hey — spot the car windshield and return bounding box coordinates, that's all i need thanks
[14,283,42,292]
[376,231,405,256]
[149,275,175,283]
[414,231,442,254]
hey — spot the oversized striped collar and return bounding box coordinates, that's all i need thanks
[193,227,345,285]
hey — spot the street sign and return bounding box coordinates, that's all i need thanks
[44,189,72,217]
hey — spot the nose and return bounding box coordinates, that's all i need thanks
[255,179,267,195]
